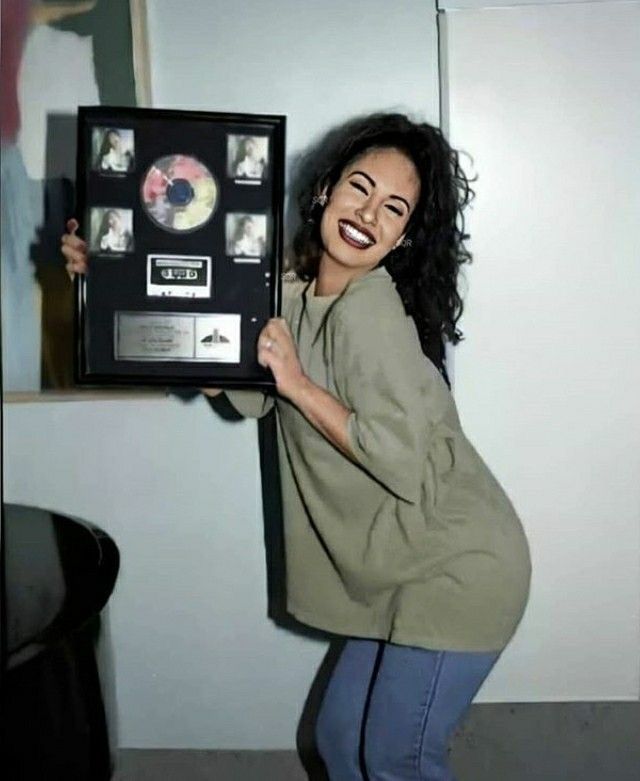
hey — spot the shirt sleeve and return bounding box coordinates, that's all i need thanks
[223,389,275,419]
[333,304,444,504]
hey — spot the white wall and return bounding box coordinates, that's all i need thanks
[3,397,319,748]
[145,0,440,161]
[442,0,640,699]
[3,0,441,750]
[438,0,610,7]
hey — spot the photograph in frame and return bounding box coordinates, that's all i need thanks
[91,127,135,174]
[227,134,269,182]
[89,207,134,254]
[225,213,267,261]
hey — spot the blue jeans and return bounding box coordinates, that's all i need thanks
[315,639,500,780]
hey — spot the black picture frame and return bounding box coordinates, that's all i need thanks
[74,106,285,387]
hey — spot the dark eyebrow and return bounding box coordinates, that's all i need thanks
[349,170,411,212]
[349,170,376,188]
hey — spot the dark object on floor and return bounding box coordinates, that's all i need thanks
[1,504,120,780]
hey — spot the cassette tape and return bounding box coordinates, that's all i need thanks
[146,254,212,298]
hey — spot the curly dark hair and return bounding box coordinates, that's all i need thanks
[288,112,474,386]
[98,128,120,160]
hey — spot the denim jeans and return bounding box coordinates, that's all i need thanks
[315,638,500,780]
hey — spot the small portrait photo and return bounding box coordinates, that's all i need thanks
[89,207,134,254]
[91,127,135,174]
[227,134,269,180]
[225,213,267,259]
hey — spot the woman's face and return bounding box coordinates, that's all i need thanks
[319,146,420,274]
[243,218,255,237]
[108,211,121,230]
[108,131,121,151]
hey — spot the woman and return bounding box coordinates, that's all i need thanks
[95,209,132,253]
[63,112,531,781]
[96,128,132,173]
[231,214,265,257]
[233,136,266,179]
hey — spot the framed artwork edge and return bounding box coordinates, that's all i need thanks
[75,105,285,387]
[130,0,152,107]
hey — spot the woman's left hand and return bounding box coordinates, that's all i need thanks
[257,318,307,400]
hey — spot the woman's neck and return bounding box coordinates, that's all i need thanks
[315,254,372,297]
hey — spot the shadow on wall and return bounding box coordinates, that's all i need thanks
[259,407,336,781]
[33,112,77,388]
[195,391,333,780]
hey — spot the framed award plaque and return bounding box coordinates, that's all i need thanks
[74,106,285,387]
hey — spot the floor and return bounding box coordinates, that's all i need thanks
[113,701,640,780]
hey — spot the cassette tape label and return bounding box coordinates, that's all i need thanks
[146,254,212,298]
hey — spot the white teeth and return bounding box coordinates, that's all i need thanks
[341,221,374,246]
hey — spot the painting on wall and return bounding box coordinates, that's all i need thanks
[0,0,149,394]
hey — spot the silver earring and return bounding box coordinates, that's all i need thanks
[311,193,328,207]
[396,238,412,249]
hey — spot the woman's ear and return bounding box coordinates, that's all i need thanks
[312,185,329,207]
[392,232,406,250]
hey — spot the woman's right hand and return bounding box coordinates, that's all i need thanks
[61,218,88,279]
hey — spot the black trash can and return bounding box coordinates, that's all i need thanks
[1,504,120,780]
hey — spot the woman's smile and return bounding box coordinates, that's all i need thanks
[338,219,376,249]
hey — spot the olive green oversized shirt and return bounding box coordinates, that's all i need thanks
[226,267,531,652]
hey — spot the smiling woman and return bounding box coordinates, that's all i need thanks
[291,112,474,382]
[221,112,532,780]
[317,148,420,287]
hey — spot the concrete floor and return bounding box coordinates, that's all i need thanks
[114,701,640,780]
